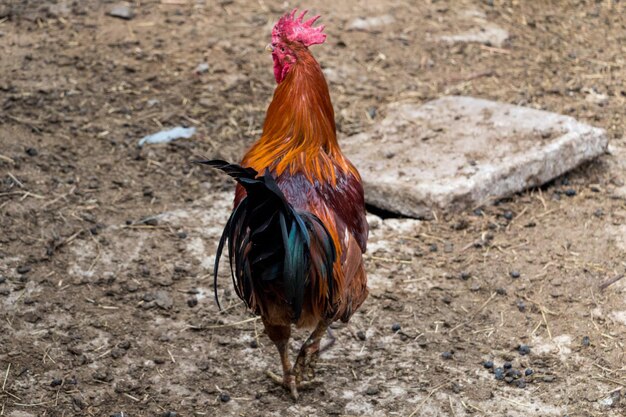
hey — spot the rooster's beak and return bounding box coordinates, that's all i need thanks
[265,43,274,53]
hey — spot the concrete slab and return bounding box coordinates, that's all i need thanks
[342,96,609,218]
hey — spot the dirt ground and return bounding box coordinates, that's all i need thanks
[1,0,625,416]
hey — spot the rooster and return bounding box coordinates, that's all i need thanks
[197,9,368,400]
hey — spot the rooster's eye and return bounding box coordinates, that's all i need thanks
[280,47,285,52]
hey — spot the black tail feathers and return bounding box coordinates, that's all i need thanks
[195,159,336,320]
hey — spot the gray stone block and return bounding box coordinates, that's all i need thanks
[343,96,609,218]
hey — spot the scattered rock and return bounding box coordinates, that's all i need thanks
[154,291,173,310]
[156,275,173,287]
[365,385,380,395]
[47,3,71,17]
[219,392,231,402]
[542,375,556,383]
[25,147,38,156]
[17,265,31,274]
[108,3,134,20]
[187,296,198,307]
[111,348,126,359]
[582,336,591,347]
[438,23,509,47]
[195,63,209,74]
[441,351,453,360]
[141,217,159,226]
[22,311,41,323]
[117,340,131,350]
[356,330,367,341]
[51,377,63,387]
[391,323,401,332]
[483,360,494,369]
[347,15,395,31]
[598,390,621,408]
[518,344,531,355]
[343,96,608,218]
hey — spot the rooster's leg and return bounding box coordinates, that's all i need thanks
[293,319,330,384]
[264,322,299,400]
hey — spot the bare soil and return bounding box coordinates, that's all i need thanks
[1,1,625,416]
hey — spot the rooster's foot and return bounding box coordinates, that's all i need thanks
[266,370,316,400]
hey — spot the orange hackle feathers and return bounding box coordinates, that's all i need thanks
[240,44,359,188]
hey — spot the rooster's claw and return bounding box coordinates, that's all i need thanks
[266,370,317,400]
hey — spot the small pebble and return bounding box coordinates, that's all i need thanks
[356,330,367,341]
[365,386,379,396]
[495,287,507,295]
[564,189,576,197]
[510,270,521,279]
[507,369,522,379]
[111,348,125,359]
[582,336,590,347]
[250,340,258,348]
[177,231,188,239]
[525,368,534,376]
[219,392,231,402]
[143,218,158,226]
[517,378,526,388]
[441,351,453,360]
[483,360,494,369]
[504,376,514,384]
[503,361,512,370]
[118,340,131,350]
[516,300,526,312]
[108,4,134,20]
[0,276,6,284]
[162,412,177,417]
[518,344,531,355]
[429,243,438,252]
[187,297,198,308]
[494,367,504,380]
[17,265,31,274]
[460,271,471,280]
[391,323,401,332]
[25,147,38,156]
[51,377,62,387]
[195,62,209,74]
[503,211,513,220]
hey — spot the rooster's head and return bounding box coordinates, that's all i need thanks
[268,9,326,83]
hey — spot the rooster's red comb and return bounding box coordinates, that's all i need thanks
[272,9,326,47]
